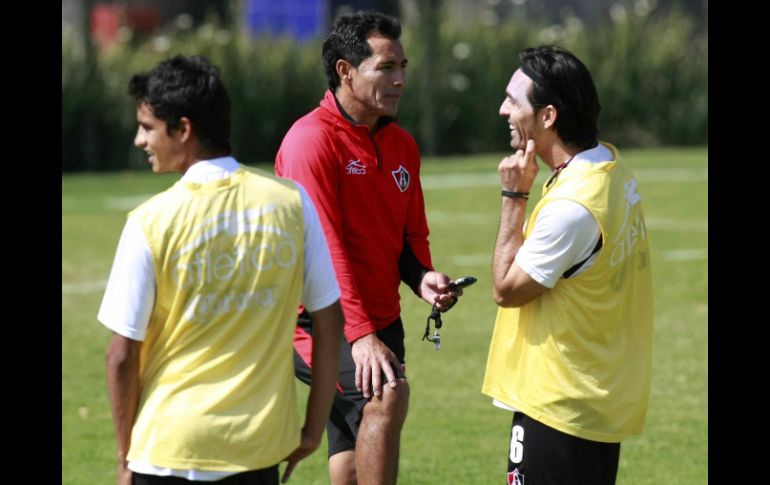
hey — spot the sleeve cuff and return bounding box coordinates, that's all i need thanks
[303,288,341,313]
[515,256,557,289]
[345,324,378,344]
[98,315,146,341]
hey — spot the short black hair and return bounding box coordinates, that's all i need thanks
[519,46,600,150]
[128,55,231,154]
[322,11,402,90]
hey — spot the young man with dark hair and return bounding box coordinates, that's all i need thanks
[275,11,460,485]
[483,45,654,485]
[101,54,344,485]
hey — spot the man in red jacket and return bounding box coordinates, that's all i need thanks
[275,10,459,485]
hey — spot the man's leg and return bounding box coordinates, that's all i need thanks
[329,319,408,485]
[355,377,409,485]
[325,387,361,485]
[329,450,357,484]
[296,314,409,485]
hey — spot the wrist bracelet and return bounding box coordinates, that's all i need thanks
[501,190,529,200]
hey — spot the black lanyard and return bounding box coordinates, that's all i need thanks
[545,155,575,188]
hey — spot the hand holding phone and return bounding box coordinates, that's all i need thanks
[447,276,477,291]
[442,276,477,310]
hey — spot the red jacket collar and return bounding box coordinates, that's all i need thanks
[320,89,396,132]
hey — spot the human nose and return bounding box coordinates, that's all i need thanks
[134,127,145,148]
[394,68,406,88]
[499,99,510,118]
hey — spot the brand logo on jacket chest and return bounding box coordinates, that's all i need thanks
[391,165,410,192]
[346,160,367,175]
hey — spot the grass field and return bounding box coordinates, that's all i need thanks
[62,147,707,484]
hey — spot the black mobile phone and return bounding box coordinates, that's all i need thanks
[447,276,477,291]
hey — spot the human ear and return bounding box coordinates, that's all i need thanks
[178,117,193,142]
[542,105,558,130]
[336,60,354,85]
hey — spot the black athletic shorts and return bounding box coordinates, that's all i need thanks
[131,465,278,484]
[506,412,620,485]
[294,310,406,457]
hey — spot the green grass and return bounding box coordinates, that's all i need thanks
[62,147,707,484]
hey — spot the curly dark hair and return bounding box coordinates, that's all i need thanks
[128,55,231,154]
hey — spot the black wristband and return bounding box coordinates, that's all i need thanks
[501,190,529,200]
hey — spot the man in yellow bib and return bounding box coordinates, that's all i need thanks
[99,55,344,485]
[483,46,653,485]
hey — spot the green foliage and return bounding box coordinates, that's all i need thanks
[578,9,709,145]
[61,11,707,170]
[397,8,708,153]
[62,28,129,171]
[62,148,707,484]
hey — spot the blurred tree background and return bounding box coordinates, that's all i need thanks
[62,0,707,171]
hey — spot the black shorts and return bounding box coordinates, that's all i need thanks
[294,311,406,457]
[131,466,278,484]
[506,412,620,485]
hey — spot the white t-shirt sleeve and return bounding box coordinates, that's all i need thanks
[298,184,340,312]
[515,199,601,289]
[97,217,156,341]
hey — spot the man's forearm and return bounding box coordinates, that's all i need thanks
[305,301,344,440]
[106,334,142,467]
[492,197,528,297]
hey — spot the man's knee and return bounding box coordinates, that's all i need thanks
[365,378,409,423]
[329,450,357,485]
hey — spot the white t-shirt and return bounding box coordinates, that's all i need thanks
[494,143,612,413]
[98,157,339,481]
[515,143,612,288]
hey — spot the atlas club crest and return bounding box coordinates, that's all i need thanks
[391,165,410,192]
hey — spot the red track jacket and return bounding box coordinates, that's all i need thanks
[276,90,433,345]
